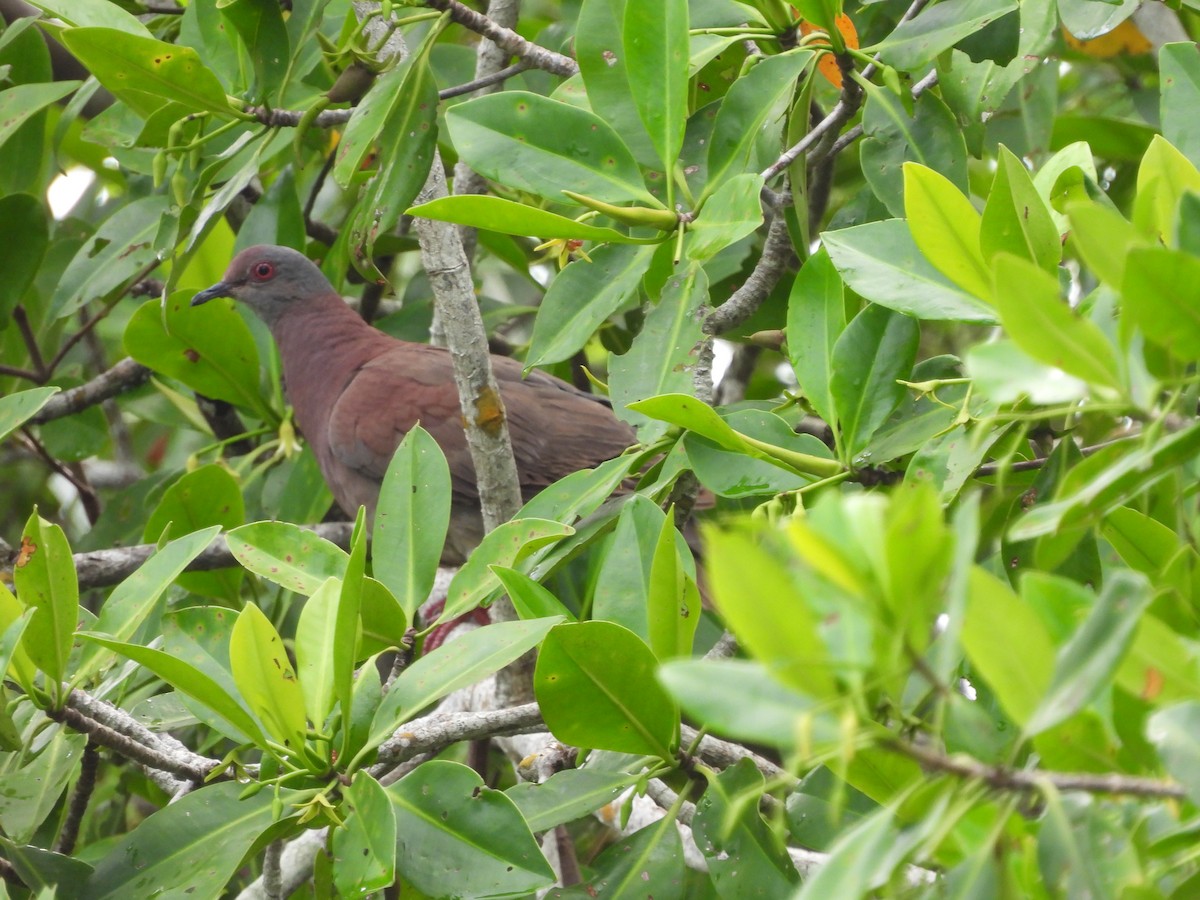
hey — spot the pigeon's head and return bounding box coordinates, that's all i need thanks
[192,245,334,327]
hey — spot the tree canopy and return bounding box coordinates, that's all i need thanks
[1,0,1200,896]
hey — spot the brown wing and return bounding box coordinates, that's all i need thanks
[327,343,635,503]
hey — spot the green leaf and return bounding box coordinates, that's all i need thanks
[1,838,93,893]
[75,525,221,684]
[52,194,168,319]
[229,602,309,760]
[364,617,561,762]
[61,27,235,118]
[0,730,85,843]
[1132,134,1200,242]
[13,511,77,689]
[1121,246,1200,362]
[447,91,660,206]
[594,496,668,640]
[295,576,341,728]
[685,409,828,497]
[526,243,656,367]
[1010,423,1200,540]
[332,773,396,897]
[0,194,49,322]
[81,782,286,900]
[535,620,678,758]
[1148,702,1200,807]
[438,519,574,624]
[81,635,267,746]
[830,303,920,461]
[125,291,271,421]
[861,86,968,218]
[0,387,59,442]
[1026,572,1152,736]
[226,521,348,594]
[0,81,80,152]
[1161,42,1200,169]
[822,220,996,323]
[26,0,151,35]
[490,566,574,621]
[347,36,440,266]
[875,0,1019,72]
[903,162,991,299]
[992,253,1121,391]
[661,658,839,751]
[692,759,800,895]
[629,393,844,478]
[646,513,699,661]
[373,425,450,622]
[219,0,289,101]
[686,173,764,262]
[980,146,1061,272]
[1065,200,1147,289]
[335,507,367,756]
[609,260,708,439]
[961,567,1054,727]
[506,768,639,832]
[0,584,37,692]
[388,761,555,897]
[793,805,897,899]
[705,50,812,196]
[407,195,659,244]
[623,0,689,173]
[581,814,686,898]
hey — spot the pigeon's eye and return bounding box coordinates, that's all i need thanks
[251,262,275,281]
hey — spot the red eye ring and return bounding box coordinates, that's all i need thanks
[251,261,275,281]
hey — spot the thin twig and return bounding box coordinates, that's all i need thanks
[55,742,99,855]
[30,358,151,425]
[703,215,796,337]
[421,0,578,77]
[892,738,1187,799]
[12,307,48,381]
[0,363,41,381]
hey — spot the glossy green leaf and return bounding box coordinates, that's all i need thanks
[0,387,58,442]
[686,173,765,261]
[685,409,828,498]
[1,838,93,893]
[693,759,800,896]
[980,146,1061,272]
[13,511,77,688]
[219,0,289,101]
[83,634,267,746]
[408,195,659,244]
[1010,423,1200,539]
[52,195,168,319]
[295,576,341,728]
[1161,42,1200,169]
[992,253,1120,391]
[1058,0,1137,40]
[830,303,920,461]
[75,525,221,684]
[660,658,839,751]
[364,617,561,762]
[346,34,440,265]
[526,243,656,367]
[1026,571,1151,736]
[438,519,573,624]
[0,194,48,322]
[490,566,574,621]
[629,393,844,478]
[965,338,1087,405]
[506,768,639,832]
[447,91,660,206]
[81,782,285,900]
[1121,246,1200,362]
[861,86,968,217]
[875,0,1019,72]
[229,602,308,759]
[623,0,689,173]
[904,162,990,299]
[28,0,151,35]
[389,761,555,897]
[593,496,661,639]
[373,425,450,622]
[535,620,678,758]
[1066,201,1147,289]
[334,507,367,757]
[581,814,686,898]
[793,805,897,899]
[646,513,699,661]
[61,27,234,118]
[961,568,1054,727]
[706,50,812,195]
[1148,702,1200,807]
[226,521,349,594]
[1132,135,1200,242]
[125,291,271,420]
[0,730,86,843]
[0,82,80,152]
[332,772,396,897]
[0,583,37,692]
[609,260,707,439]
[822,220,996,323]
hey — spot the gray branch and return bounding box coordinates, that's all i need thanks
[422,0,577,77]
[30,358,151,425]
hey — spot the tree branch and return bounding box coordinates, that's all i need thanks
[421,0,578,76]
[371,701,544,773]
[703,215,796,337]
[30,358,151,425]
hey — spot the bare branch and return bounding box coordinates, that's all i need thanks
[30,358,151,425]
[703,215,796,337]
[372,702,544,773]
[421,0,578,76]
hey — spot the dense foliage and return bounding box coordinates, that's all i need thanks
[2,0,1200,896]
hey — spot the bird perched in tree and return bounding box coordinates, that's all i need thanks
[192,245,636,564]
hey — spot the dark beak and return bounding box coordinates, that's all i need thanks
[191,282,232,306]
